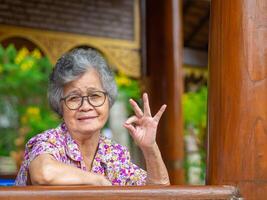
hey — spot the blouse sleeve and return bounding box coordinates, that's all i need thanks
[26,132,62,164]
[15,131,62,186]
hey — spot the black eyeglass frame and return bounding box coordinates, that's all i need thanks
[60,91,107,110]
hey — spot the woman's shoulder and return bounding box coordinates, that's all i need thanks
[26,123,65,147]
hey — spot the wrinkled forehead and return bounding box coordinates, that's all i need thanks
[63,69,104,95]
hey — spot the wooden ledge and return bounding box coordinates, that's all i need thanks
[0,185,241,200]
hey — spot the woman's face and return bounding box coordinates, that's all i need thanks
[62,68,109,137]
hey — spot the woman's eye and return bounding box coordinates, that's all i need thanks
[90,94,101,99]
[68,96,81,101]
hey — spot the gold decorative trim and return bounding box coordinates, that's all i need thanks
[0,0,141,78]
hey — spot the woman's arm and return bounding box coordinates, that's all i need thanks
[140,144,170,185]
[29,154,111,186]
[124,93,170,185]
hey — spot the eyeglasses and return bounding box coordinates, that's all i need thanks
[61,91,107,110]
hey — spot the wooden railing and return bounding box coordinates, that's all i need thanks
[0,185,242,200]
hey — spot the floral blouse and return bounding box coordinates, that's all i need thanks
[15,123,147,186]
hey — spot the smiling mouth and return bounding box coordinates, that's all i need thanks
[77,116,98,121]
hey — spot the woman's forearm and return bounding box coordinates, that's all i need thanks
[141,144,170,185]
[29,154,111,186]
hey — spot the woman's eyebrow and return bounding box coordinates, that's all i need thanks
[87,87,102,92]
[66,88,101,96]
[66,89,82,96]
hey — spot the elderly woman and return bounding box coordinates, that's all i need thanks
[15,48,170,186]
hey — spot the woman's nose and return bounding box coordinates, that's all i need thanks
[79,97,93,111]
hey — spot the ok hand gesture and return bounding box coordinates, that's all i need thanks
[123,93,167,149]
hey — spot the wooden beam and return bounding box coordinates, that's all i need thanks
[183,0,193,15]
[0,186,240,200]
[144,0,184,184]
[184,11,210,46]
[207,0,267,199]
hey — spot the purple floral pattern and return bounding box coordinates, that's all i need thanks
[15,123,147,186]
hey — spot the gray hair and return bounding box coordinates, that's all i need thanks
[48,48,118,117]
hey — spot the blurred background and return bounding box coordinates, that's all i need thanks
[0,0,209,186]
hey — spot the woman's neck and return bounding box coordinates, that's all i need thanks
[71,130,100,154]
[69,131,99,170]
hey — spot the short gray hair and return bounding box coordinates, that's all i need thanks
[48,48,118,117]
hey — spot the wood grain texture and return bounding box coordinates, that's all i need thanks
[207,0,267,199]
[246,0,267,81]
[0,185,239,200]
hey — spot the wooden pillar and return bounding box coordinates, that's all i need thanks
[207,0,267,199]
[144,0,184,184]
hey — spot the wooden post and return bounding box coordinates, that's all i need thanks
[207,0,267,199]
[145,0,184,184]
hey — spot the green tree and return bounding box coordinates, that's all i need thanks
[0,44,60,166]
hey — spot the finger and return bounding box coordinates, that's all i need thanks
[123,123,136,137]
[101,178,112,186]
[129,99,143,118]
[153,104,167,122]
[105,181,112,186]
[94,174,112,186]
[143,93,151,116]
[125,115,139,124]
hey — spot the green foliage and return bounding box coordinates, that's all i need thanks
[183,86,207,129]
[182,86,208,184]
[115,72,141,114]
[0,44,60,156]
[0,128,17,156]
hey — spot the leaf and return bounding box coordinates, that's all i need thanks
[5,44,17,63]
[0,44,4,62]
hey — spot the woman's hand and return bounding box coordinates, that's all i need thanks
[123,93,167,150]
[123,93,170,185]
[92,173,112,186]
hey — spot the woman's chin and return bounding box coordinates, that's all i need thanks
[76,122,101,134]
